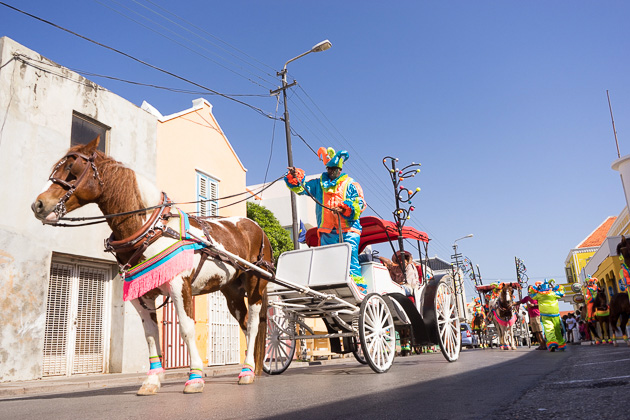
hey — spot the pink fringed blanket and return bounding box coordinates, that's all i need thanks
[122,209,205,301]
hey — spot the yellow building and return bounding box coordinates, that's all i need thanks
[562,217,617,309]
[583,209,630,303]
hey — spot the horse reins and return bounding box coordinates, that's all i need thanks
[49,174,286,227]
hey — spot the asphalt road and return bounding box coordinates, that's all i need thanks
[1,344,628,420]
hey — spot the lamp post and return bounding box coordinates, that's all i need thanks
[271,40,332,249]
[452,234,473,320]
[452,234,473,271]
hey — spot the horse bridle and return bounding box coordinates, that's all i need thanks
[48,151,103,220]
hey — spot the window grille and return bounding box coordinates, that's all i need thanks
[43,259,111,376]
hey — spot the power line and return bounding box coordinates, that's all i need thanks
[16,54,268,97]
[1,1,459,261]
[139,0,278,76]
[0,1,276,119]
[96,0,277,90]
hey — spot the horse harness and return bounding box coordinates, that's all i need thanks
[48,151,103,220]
[103,192,274,308]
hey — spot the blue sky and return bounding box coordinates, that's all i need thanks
[3,1,630,304]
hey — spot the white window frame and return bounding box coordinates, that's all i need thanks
[196,171,219,217]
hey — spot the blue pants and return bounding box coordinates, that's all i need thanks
[320,230,362,277]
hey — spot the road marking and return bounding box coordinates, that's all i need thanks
[552,375,630,385]
[578,357,630,366]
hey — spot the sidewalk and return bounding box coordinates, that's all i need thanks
[0,358,349,398]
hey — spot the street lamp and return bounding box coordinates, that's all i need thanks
[271,40,332,249]
[451,234,473,320]
[453,234,474,249]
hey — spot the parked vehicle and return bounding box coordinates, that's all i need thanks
[460,322,479,349]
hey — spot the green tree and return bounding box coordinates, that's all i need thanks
[247,202,293,263]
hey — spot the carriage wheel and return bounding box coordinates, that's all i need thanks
[352,337,367,365]
[359,293,396,373]
[262,306,296,375]
[427,278,461,362]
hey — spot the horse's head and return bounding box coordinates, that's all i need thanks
[32,137,104,224]
[501,283,514,303]
[617,235,630,265]
[594,289,608,309]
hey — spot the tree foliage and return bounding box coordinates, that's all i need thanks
[247,202,293,263]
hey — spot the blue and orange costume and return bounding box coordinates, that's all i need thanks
[284,147,367,291]
[529,279,566,352]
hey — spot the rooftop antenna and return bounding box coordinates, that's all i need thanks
[607,90,621,158]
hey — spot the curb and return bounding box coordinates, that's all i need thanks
[0,365,242,398]
[0,356,354,398]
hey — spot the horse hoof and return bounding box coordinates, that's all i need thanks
[137,383,160,396]
[183,382,204,394]
[238,375,256,385]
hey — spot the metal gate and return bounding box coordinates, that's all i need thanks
[161,298,192,369]
[43,259,111,376]
[208,291,240,365]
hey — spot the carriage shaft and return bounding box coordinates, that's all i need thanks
[187,231,357,311]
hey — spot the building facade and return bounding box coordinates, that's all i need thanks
[562,216,617,308]
[0,37,157,382]
[143,98,247,367]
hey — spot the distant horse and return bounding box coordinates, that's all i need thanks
[488,284,517,350]
[31,137,272,395]
[588,291,612,344]
[610,293,630,346]
[471,313,488,348]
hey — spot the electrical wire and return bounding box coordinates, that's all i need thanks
[96,0,277,90]
[0,2,277,119]
[1,1,459,263]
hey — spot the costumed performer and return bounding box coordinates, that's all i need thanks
[581,276,599,323]
[285,147,367,293]
[529,279,566,352]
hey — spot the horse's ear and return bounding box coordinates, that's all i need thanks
[85,136,100,154]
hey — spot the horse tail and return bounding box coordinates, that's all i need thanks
[254,283,268,376]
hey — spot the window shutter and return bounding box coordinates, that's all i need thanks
[197,172,218,217]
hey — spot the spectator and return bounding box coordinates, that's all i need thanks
[562,315,569,340]
[514,295,546,350]
[566,313,577,343]
[578,320,588,341]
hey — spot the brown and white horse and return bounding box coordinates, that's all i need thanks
[31,137,271,395]
[488,284,517,350]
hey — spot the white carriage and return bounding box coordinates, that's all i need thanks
[263,216,461,374]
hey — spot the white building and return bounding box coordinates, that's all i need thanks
[0,37,157,382]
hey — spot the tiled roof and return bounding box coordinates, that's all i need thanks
[577,216,617,248]
[427,257,452,271]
